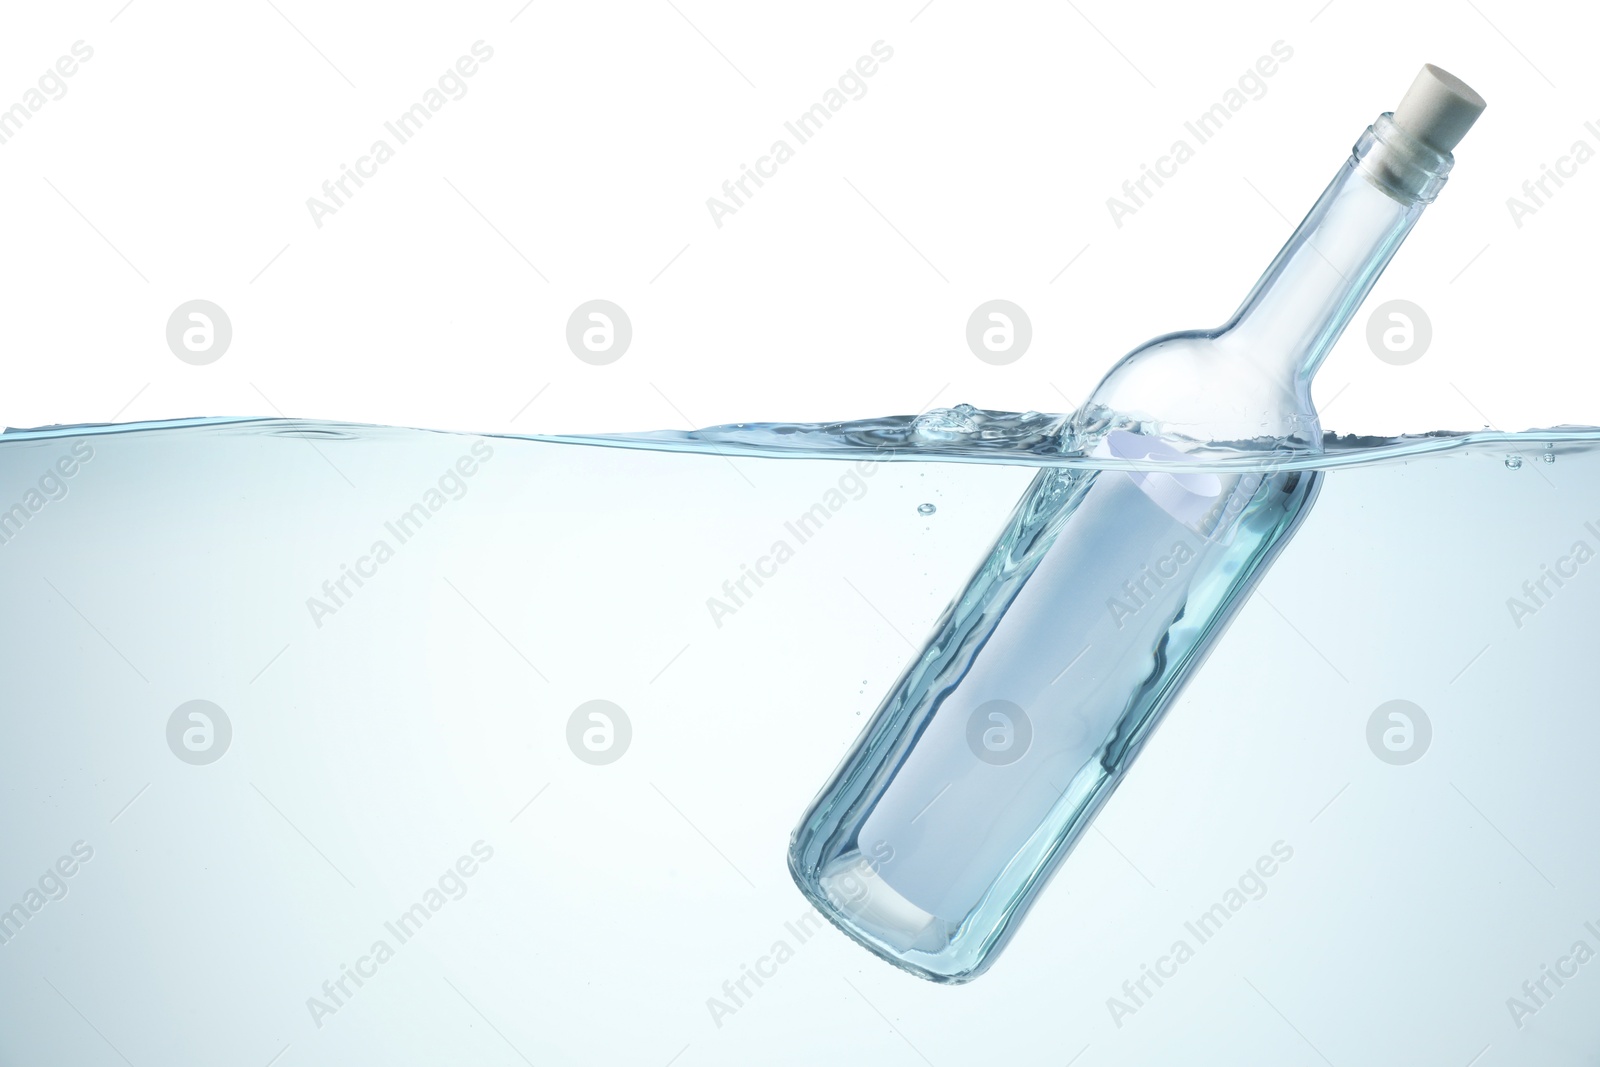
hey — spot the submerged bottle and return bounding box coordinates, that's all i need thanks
[789,65,1486,982]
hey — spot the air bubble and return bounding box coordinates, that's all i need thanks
[918,503,937,516]
[1505,455,1523,470]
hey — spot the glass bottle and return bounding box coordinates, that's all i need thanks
[788,66,1485,982]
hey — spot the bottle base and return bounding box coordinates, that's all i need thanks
[787,846,988,985]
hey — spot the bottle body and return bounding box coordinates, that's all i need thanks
[789,453,1320,980]
[789,112,1459,981]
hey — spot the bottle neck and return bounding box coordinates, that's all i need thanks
[1223,114,1450,392]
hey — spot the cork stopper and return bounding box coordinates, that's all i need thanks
[1392,64,1486,155]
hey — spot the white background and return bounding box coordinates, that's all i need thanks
[0,0,1595,439]
[3,3,1600,1067]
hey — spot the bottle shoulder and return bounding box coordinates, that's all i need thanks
[1073,328,1321,452]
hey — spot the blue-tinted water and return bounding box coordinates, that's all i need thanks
[3,410,1599,1064]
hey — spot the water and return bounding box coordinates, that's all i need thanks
[4,410,1600,1063]
[557,403,1600,472]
